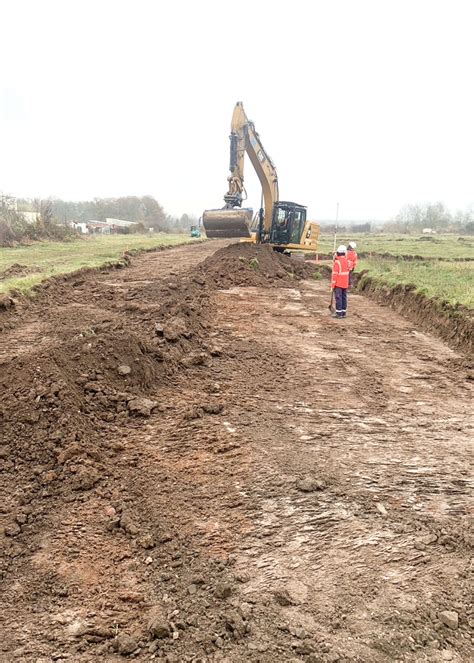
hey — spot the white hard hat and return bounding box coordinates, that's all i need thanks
[348,241,357,249]
[337,245,347,253]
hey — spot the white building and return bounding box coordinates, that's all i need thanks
[22,211,40,224]
[104,218,139,228]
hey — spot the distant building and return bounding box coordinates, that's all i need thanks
[70,217,139,235]
[86,221,112,234]
[104,218,139,228]
[0,195,18,211]
[70,221,89,234]
[21,211,39,224]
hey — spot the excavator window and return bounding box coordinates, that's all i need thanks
[291,208,305,244]
[276,208,288,226]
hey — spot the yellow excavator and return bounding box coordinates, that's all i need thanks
[203,102,319,252]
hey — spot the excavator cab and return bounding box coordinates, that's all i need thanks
[269,202,307,247]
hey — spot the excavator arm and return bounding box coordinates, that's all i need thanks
[224,102,279,234]
[203,102,279,238]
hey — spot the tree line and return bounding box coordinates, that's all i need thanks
[320,203,474,235]
[0,194,199,246]
[384,202,474,234]
[16,195,198,233]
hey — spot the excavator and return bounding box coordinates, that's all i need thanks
[202,102,319,252]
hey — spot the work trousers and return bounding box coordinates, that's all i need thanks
[335,287,347,318]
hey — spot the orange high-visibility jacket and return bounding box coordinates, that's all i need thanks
[331,255,350,289]
[347,249,358,271]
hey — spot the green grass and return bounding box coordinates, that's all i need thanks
[317,232,474,260]
[358,257,474,309]
[315,233,474,308]
[0,233,202,295]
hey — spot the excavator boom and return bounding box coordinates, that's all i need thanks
[203,102,278,239]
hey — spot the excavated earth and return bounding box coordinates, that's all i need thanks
[0,241,473,663]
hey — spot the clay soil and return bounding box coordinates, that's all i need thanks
[0,241,472,663]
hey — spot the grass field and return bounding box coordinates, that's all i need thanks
[0,233,201,295]
[357,258,474,309]
[316,233,474,309]
[317,233,474,259]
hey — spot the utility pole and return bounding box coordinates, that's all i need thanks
[333,202,340,253]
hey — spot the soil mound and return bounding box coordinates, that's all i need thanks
[196,243,314,289]
[0,263,42,280]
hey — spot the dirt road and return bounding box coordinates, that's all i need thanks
[0,241,472,662]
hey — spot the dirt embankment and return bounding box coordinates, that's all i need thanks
[355,272,474,357]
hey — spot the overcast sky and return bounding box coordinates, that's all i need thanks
[1,0,473,221]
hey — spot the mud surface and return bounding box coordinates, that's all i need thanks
[1,241,473,662]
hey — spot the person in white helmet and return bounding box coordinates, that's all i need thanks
[331,245,350,318]
[347,241,358,288]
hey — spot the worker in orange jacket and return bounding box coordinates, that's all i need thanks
[347,241,358,288]
[331,245,350,318]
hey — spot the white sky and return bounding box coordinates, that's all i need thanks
[1,0,473,221]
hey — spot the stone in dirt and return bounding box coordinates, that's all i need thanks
[273,588,299,606]
[113,633,138,655]
[180,351,208,368]
[57,443,83,465]
[120,511,140,536]
[203,402,224,415]
[120,511,140,535]
[234,571,251,583]
[128,398,159,417]
[439,610,458,629]
[417,533,438,545]
[163,316,188,341]
[117,364,131,376]
[0,445,10,458]
[376,502,388,516]
[138,533,155,549]
[296,478,325,493]
[4,522,21,537]
[148,612,170,639]
[0,294,14,310]
[224,610,246,639]
[71,466,100,491]
[214,583,233,599]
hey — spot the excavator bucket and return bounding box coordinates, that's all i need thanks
[202,208,253,238]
